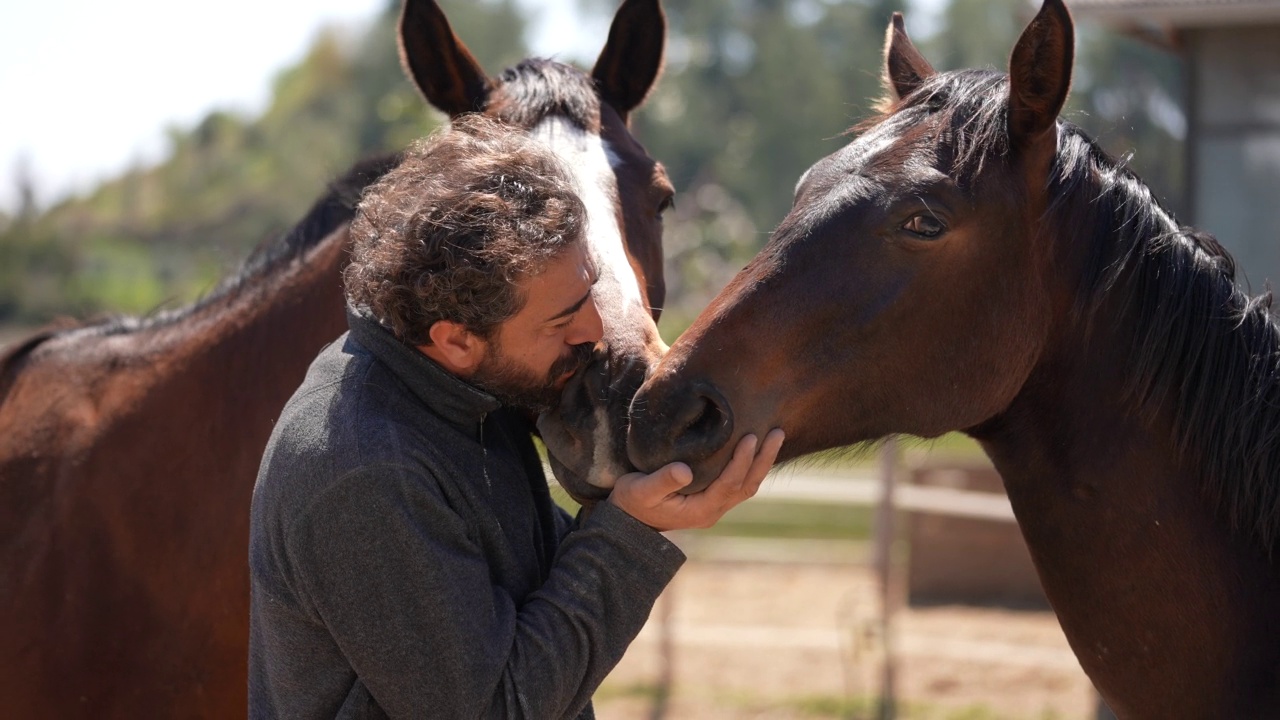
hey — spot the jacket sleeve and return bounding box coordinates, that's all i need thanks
[282,464,684,719]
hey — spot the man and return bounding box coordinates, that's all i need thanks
[248,116,784,719]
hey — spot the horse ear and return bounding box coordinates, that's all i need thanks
[591,0,666,123]
[1007,0,1074,148]
[398,0,490,117]
[882,12,936,106]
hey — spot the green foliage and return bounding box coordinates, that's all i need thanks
[704,499,873,541]
[0,0,525,325]
[627,0,905,335]
[1,0,1187,337]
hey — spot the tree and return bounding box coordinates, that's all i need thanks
[582,0,906,334]
[0,0,530,325]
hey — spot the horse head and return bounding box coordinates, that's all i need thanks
[401,0,673,502]
[627,0,1076,489]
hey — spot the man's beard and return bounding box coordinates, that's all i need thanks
[470,340,595,413]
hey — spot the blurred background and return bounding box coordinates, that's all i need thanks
[0,0,1187,341]
[0,0,1229,717]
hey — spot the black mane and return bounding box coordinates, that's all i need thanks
[491,58,601,132]
[78,154,398,340]
[1055,125,1280,554]
[0,152,398,390]
[896,69,1280,553]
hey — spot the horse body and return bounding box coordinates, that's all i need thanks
[0,198,363,718]
[0,0,670,715]
[628,1,1280,715]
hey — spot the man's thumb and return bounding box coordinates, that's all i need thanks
[652,462,693,494]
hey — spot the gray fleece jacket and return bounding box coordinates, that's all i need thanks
[248,309,685,719]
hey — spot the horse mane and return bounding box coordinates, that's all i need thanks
[222,153,400,304]
[0,324,79,405]
[35,153,400,345]
[1053,126,1280,554]
[1,59,597,364]
[892,68,1280,553]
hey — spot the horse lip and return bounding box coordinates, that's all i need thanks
[546,451,611,504]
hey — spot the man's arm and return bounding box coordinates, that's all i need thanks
[278,465,681,720]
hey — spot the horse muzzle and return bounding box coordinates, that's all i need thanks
[627,371,736,492]
[537,346,648,503]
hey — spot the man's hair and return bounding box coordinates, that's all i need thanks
[344,114,585,345]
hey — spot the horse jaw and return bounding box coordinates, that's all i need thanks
[527,115,667,503]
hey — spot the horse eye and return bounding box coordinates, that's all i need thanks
[657,195,675,218]
[902,213,945,238]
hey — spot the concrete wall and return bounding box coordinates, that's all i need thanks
[1187,26,1280,290]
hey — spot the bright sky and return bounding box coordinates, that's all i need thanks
[0,0,601,214]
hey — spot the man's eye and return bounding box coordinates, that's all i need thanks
[902,213,945,238]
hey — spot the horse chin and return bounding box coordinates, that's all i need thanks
[677,437,743,495]
[543,447,614,505]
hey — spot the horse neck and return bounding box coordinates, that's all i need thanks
[143,224,352,416]
[970,239,1280,716]
[135,152,398,403]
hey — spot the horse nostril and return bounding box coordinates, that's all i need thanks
[685,396,721,440]
[629,378,734,471]
[670,384,734,463]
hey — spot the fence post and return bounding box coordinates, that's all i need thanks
[650,567,676,720]
[873,437,899,719]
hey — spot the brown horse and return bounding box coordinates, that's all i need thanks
[0,0,671,716]
[628,1,1280,716]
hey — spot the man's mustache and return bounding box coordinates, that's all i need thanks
[549,342,596,382]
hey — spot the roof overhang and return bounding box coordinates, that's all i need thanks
[1070,0,1280,28]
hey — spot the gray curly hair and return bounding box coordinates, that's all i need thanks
[343,114,585,345]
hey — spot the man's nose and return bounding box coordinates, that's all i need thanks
[568,296,605,346]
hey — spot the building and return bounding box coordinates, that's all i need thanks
[1073,0,1280,290]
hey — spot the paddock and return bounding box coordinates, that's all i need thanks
[575,452,1109,719]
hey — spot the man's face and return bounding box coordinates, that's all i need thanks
[470,242,604,412]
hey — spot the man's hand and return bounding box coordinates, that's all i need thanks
[608,429,785,532]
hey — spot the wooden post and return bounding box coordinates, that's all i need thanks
[873,437,899,719]
[650,568,675,720]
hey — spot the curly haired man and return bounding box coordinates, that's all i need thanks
[248,116,783,719]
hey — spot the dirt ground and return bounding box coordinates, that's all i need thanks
[594,537,1098,720]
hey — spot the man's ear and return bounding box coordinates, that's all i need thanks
[419,320,487,375]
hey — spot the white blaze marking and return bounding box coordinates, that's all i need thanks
[529,116,644,317]
[531,117,652,490]
[591,404,622,489]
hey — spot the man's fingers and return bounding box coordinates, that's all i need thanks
[743,428,786,493]
[752,429,785,474]
[723,434,759,483]
[627,462,692,503]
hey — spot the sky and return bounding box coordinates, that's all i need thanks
[0,0,602,214]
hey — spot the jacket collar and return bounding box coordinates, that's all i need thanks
[346,306,501,435]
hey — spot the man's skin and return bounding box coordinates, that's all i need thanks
[418,241,785,529]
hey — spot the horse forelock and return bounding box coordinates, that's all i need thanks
[490,58,602,134]
[851,69,1012,188]
[1048,123,1280,554]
